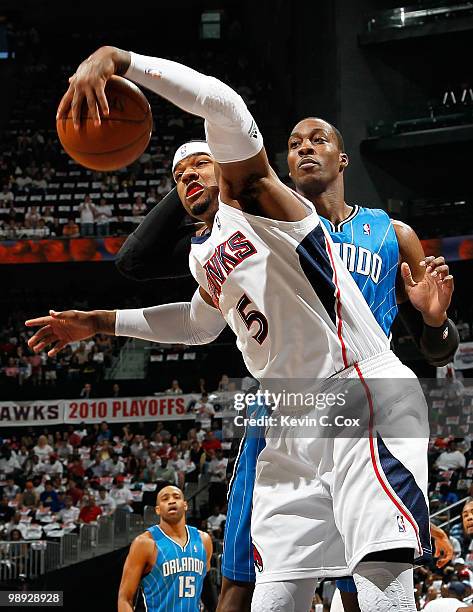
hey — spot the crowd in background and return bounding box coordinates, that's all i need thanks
[0,390,230,547]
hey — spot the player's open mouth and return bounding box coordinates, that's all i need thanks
[186,182,205,199]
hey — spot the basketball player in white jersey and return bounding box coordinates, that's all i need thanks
[34,46,436,611]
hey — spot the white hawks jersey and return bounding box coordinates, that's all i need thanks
[189,194,389,381]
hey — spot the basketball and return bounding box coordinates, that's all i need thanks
[56,75,152,171]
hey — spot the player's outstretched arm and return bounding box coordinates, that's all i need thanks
[118,534,155,612]
[59,46,307,222]
[26,289,225,357]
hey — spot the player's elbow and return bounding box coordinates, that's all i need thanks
[187,330,221,345]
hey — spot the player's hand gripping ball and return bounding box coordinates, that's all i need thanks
[56,75,152,171]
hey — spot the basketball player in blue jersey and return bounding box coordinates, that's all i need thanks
[33,46,463,612]
[117,485,212,612]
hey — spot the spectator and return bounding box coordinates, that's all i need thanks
[206,505,227,537]
[42,206,55,228]
[132,195,147,217]
[155,457,176,484]
[0,496,14,523]
[24,206,41,228]
[20,480,39,509]
[95,486,116,516]
[56,495,80,525]
[95,198,112,236]
[4,512,26,539]
[143,452,161,483]
[68,456,86,480]
[146,188,158,208]
[110,476,133,513]
[0,184,14,206]
[194,393,215,431]
[112,383,121,397]
[166,379,183,395]
[78,495,102,523]
[33,435,53,461]
[104,453,125,477]
[39,481,61,513]
[157,176,172,196]
[202,431,221,454]
[3,357,19,380]
[439,483,460,506]
[66,478,84,506]
[2,477,21,502]
[97,422,112,443]
[423,580,470,610]
[62,218,80,238]
[78,195,96,236]
[86,453,106,479]
[0,447,21,477]
[80,382,93,398]
[208,448,228,509]
[32,218,51,238]
[435,441,467,471]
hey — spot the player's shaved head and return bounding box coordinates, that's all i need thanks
[290,117,345,152]
[157,485,184,503]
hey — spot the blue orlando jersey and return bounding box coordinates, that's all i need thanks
[320,205,399,337]
[141,524,206,612]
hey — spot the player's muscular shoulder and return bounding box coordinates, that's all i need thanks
[133,532,157,572]
[198,529,213,567]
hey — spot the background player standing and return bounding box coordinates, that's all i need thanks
[117,485,212,612]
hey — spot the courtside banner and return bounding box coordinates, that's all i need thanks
[63,395,196,424]
[0,395,197,426]
[0,400,63,427]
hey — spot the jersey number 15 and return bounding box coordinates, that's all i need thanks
[178,575,195,598]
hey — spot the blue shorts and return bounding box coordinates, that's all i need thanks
[221,401,266,583]
[336,578,357,592]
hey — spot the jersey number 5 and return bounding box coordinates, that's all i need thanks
[178,575,195,598]
[236,294,268,344]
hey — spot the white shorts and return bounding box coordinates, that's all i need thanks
[251,350,431,583]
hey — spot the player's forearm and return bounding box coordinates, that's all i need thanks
[123,51,263,164]
[115,291,226,345]
[396,301,459,366]
[117,594,134,612]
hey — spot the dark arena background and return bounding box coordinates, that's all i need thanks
[0,0,472,610]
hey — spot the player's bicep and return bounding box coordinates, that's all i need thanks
[394,220,425,282]
[394,220,425,301]
[200,531,213,571]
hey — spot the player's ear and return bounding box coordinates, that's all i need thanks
[339,152,349,172]
[183,501,188,512]
[155,505,160,516]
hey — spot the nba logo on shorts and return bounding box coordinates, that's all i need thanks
[253,544,264,572]
[363,223,371,235]
[397,515,406,533]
